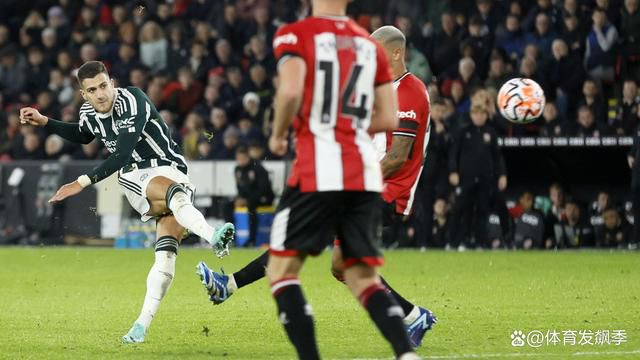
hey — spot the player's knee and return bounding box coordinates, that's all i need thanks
[166,183,190,211]
[155,235,179,255]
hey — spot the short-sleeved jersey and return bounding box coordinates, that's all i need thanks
[273,16,392,193]
[78,87,187,176]
[372,72,431,215]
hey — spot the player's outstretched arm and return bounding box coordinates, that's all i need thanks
[49,119,143,203]
[369,82,399,134]
[20,107,94,144]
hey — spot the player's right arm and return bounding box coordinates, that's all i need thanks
[369,42,398,134]
[20,107,95,144]
[269,25,306,156]
[370,83,399,134]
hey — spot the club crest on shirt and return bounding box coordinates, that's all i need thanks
[484,133,491,144]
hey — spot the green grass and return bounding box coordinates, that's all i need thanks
[0,248,639,359]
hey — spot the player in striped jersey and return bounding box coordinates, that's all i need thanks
[19,61,235,343]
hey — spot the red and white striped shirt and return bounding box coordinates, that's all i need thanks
[273,16,392,193]
[373,72,431,215]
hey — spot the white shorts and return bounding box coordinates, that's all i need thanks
[118,165,195,222]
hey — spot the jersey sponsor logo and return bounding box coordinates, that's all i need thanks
[273,33,298,48]
[102,139,117,153]
[118,117,135,129]
[397,109,417,119]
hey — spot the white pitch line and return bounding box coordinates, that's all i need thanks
[343,349,640,360]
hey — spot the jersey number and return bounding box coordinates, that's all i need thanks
[318,61,368,127]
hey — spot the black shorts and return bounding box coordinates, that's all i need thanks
[269,186,384,267]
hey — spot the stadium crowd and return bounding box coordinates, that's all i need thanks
[0,0,639,249]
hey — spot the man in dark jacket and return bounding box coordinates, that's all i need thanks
[448,105,507,250]
[234,146,274,245]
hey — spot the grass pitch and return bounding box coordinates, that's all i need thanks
[0,248,639,359]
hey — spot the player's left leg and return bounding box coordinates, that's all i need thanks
[123,214,182,343]
[331,245,437,348]
[267,254,320,360]
[146,175,234,256]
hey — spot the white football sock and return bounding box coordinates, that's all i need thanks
[168,190,215,242]
[403,305,421,325]
[227,274,238,293]
[136,250,176,329]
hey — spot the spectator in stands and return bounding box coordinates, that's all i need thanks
[430,198,450,249]
[213,126,240,160]
[485,52,513,93]
[523,0,561,33]
[245,36,275,74]
[539,101,565,137]
[0,46,27,102]
[525,13,557,60]
[248,140,267,161]
[167,23,189,71]
[496,13,526,61]
[25,46,50,97]
[213,38,237,70]
[463,15,493,78]
[241,92,263,125]
[12,132,44,160]
[561,14,585,55]
[431,11,462,76]
[548,38,586,118]
[234,146,274,245]
[595,0,621,29]
[55,50,74,76]
[195,85,223,117]
[585,7,619,84]
[220,66,247,120]
[95,25,119,64]
[589,190,611,234]
[578,78,606,124]
[129,66,148,90]
[44,134,70,161]
[237,114,264,147]
[571,106,601,137]
[46,6,70,47]
[35,90,60,121]
[217,4,247,54]
[609,79,640,135]
[620,0,640,79]
[79,43,98,64]
[511,191,546,249]
[245,7,277,47]
[111,44,139,82]
[596,208,632,248]
[246,64,273,107]
[0,111,20,158]
[188,41,215,83]
[48,68,74,107]
[553,201,595,248]
[163,67,204,117]
[138,21,169,71]
[475,0,505,34]
[181,112,205,161]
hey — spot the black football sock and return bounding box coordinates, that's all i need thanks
[233,251,269,289]
[360,283,413,357]
[380,276,415,317]
[271,277,320,360]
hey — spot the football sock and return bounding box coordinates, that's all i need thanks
[166,184,215,242]
[360,283,413,357]
[233,251,269,289]
[136,237,178,329]
[271,277,320,360]
[380,276,415,322]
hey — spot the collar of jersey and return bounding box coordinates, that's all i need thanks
[313,15,349,21]
[393,71,411,84]
[95,88,119,119]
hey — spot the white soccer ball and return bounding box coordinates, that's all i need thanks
[497,78,546,124]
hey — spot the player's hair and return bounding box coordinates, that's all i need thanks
[76,61,108,85]
[370,26,406,48]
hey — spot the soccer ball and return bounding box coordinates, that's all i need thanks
[497,78,545,124]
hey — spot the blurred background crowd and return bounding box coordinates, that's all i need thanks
[0,0,639,249]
